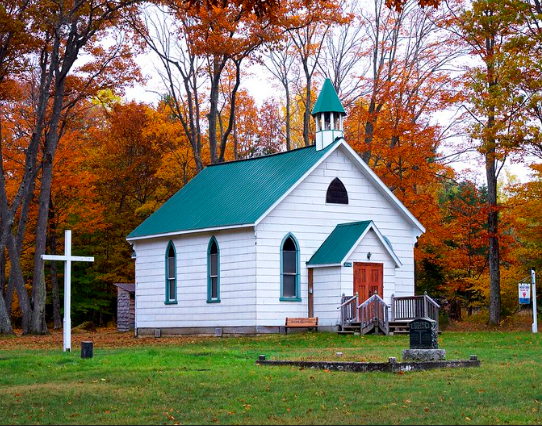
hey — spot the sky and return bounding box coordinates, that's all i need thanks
[125,53,536,185]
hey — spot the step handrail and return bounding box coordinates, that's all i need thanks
[339,293,359,329]
[339,293,358,308]
[359,293,389,335]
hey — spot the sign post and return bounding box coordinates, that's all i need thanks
[532,268,538,334]
[41,230,94,352]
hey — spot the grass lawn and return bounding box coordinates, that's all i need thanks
[0,327,541,425]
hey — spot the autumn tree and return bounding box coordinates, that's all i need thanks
[184,0,442,18]
[449,0,535,324]
[0,0,140,334]
[437,180,489,315]
[285,0,350,147]
[130,4,207,172]
[261,38,299,151]
[317,0,366,105]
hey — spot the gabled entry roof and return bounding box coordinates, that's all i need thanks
[307,221,402,268]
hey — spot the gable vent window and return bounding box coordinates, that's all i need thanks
[326,178,348,204]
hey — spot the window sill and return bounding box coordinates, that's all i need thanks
[280,297,302,302]
[164,300,178,305]
[207,299,221,304]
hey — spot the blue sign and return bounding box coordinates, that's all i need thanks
[343,262,352,267]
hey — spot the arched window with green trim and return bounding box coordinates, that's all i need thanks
[207,237,220,303]
[165,241,177,304]
[280,234,300,301]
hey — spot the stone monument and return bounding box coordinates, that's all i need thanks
[402,317,446,361]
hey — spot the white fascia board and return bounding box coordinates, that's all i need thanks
[254,142,340,227]
[338,142,426,235]
[126,223,254,242]
[338,221,402,268]
[307,221,402,269]
[307,263,342,269]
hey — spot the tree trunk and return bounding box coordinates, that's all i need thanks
[0,291,13,334]
[31,158,54,334]
[48,218,61,330]
[486,139,501,325]
[485,35,501,326]
[208,59,222,164]
[285,89,291,151]
[303,70,312,147]
[7,235,32,334]
[218,60,242,164]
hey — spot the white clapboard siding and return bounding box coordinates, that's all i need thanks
[313,267,343,325]
[255,145,417,327]
[132,143,421,332]
[133,228,257,329]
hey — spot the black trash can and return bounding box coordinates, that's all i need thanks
[81,341,94,359]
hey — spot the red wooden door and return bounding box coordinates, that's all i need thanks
[353,262,383,302]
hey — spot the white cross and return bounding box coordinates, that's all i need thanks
[41,230,94,352]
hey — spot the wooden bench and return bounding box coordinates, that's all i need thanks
[285,317,318,334]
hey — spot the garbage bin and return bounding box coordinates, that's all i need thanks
[81,341,93,358]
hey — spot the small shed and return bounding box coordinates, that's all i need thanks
[114,283,135,332]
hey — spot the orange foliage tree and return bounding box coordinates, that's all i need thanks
[343,0,462,299]
[0,0,141,335]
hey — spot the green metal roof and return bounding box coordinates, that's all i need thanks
[307,221,372,266]
[311,78,346,116]
[127,143,337,239]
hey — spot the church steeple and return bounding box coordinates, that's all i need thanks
[311,79,346,151]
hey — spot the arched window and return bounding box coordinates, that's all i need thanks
[281,234,300,301]
[207,237,220,303]
[326,177,348,204]
[165,241,177,304]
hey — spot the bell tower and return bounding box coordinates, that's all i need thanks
[311,78,346,151]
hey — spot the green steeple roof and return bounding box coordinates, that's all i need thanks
[311,78,346,116]
[127,142,338,240]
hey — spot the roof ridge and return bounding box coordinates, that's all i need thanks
[337,220,372,227]
[206,144,318,168]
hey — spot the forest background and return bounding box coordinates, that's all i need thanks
[1,0,541,335]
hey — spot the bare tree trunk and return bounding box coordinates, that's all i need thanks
[218,60,242,163]
[49,217,61,330]
[302,67,312,147]
[486,113,501,325]
[208,57,225,164]
[7,235,31,334]
[31,152,56,334]
[0,292,13,334]
[285,90,292,151]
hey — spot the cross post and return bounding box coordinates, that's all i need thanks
[41,230,94,352]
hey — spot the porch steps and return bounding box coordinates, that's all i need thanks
[338,322,360,335]
[389,320,410,335]
[338,321,388,335]
[339,320,439,335]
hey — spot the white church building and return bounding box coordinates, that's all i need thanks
[126,79,425,336]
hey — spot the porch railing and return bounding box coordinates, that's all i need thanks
[391,292,440,329]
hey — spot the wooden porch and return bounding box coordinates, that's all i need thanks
[338,292,440,335]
